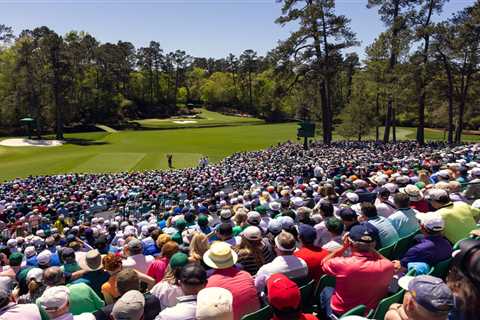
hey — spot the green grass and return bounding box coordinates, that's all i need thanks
[0,123,297,181]
[132,108,264,129]
[2,108,480,182]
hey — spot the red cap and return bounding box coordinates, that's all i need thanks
[267,273,300,310]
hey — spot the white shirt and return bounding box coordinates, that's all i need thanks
[154,295,197,320]
[375,199,396,218]
[51,313,95,320]
[122,253,154,274]
[255,255,308,292]
[322,235,343,252]
[150,281,184,310]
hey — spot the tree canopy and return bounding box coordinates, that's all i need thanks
[0,0,479,143]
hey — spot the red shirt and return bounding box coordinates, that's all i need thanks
[321,251,394,314]
[411,200,430,213]
[206,267,260,320]
[294,245,329,280]
[146,257,169,283]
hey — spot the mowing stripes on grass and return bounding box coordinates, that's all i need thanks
[72,153,146,173]
[132,152,203,171]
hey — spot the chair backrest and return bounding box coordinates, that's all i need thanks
[241,305,273,320]
[453,237,470,250]
[429,258,452,279]
[315,274,336,296]
[378,242,396,260]
[369,289,406,320]
[299,279,316,313]
[340,304,367,318]
[392,231,417,259]
[313,275,336,314]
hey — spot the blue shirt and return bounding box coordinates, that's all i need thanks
[388,208,420,238]
[26,256,38,267]
[400,235,453,268]
[368,216,400,248]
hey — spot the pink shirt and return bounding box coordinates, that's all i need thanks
[147,257,169,283]
[206,267,260,320]
[321,251,394,314]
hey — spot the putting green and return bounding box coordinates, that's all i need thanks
[133,108,264,129]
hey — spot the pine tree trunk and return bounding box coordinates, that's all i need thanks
[384,97,392,143]
[375,91,380,141]
[392,105,396,143]
[416,0,434,145]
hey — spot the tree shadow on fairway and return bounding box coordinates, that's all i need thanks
[63,138,109,146]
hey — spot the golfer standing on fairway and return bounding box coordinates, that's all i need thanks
[167,154,173,168]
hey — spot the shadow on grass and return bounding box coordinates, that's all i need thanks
[63,138,109,146]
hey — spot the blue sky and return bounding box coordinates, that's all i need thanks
[0,0,475,59]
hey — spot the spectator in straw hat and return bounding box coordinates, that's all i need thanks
[76,249,109,299]
[401,184,429,213]
[204,241,259,320]
[195,287,233,320]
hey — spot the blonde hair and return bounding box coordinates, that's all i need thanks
[233,210,248,226]
[234,236,264,267]
[156,234,172,250]
[189,233,209,262]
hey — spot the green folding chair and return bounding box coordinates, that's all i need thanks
[453,237,470,250]
[313,275,336,312]
[392,231,417,259]
[378,242,396,260]
[340,304,367,318]
[367,289,406,320]
[299,279,316,313]
[367,269,415,319]
[241,305,273,320]
[429,258,452,279]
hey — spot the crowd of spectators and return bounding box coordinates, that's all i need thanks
[0,141,478,320]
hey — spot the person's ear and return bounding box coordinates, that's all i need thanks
[404,292,415,313]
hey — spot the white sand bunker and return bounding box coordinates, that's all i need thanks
[0,138,64,147]
[173,120,198,124]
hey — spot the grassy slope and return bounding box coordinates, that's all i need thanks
[2,111,480,182]
[0,123,296,181]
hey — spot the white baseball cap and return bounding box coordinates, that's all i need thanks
[37,250,52,266]
[196,287,233,320]
[416,212,444,232]
[38,286,70,311]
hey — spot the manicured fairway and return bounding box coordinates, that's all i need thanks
[0,123,297,181]
[1,111,480,182]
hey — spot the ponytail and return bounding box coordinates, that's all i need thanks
[28,279,40,295]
